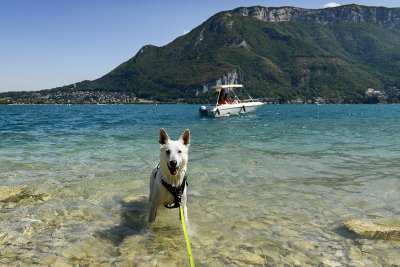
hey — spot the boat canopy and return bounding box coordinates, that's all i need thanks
[210,84,243,90]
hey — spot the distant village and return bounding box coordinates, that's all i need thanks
[0,90,148,105]
[0,87,395,105]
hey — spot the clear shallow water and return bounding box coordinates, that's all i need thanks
[0,104,399,266]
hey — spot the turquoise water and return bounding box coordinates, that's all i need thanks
[1,104,399,266]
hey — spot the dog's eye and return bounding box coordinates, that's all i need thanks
[178,150,182,154]
[166,149,170,155]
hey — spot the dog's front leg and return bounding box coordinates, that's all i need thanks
[183,187,189,222]
[183,205,188,222]
[181,193,188,222]
[148,202,158,223]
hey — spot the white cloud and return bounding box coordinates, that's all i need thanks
[324,2,341,8]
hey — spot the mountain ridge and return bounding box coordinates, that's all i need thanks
[234,5,400,28]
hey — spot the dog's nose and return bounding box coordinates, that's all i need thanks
[170,160,177,168]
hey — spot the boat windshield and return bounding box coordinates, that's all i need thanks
[210,84,259,105]
[213,85,240,104]
[214,89,239,105]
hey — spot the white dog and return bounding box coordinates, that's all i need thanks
[148,128,190,223]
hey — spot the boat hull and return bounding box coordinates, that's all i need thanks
[199,102,263,117]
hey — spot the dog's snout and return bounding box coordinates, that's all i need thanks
[170,160,177,168]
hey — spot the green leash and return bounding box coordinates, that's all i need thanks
[180,206,195,267]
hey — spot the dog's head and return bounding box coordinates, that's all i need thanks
[159,128,190,176]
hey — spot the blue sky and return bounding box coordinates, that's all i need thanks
[0,0,398,92]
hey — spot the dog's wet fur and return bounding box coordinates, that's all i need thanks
[148,128,190,223]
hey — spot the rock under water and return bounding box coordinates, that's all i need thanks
[345,219,400,241]
[0,186,50,205]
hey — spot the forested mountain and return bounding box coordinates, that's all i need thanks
[2,4,400,104]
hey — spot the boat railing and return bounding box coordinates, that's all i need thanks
[242,98,263,103]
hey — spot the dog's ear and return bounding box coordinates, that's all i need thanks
[159,128,169,146]
[179,129,190,147]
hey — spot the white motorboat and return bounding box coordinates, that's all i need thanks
[199,84,263,117]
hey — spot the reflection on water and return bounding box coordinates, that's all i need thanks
[0,104,400,266]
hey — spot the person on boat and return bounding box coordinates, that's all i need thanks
[216,90,227,105]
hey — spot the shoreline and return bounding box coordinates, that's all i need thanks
[1,103,399,106]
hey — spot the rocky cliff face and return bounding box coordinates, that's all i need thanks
[235,5,400,28]
[202,68,243,93]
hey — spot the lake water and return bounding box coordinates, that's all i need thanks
[0,104,399,266]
